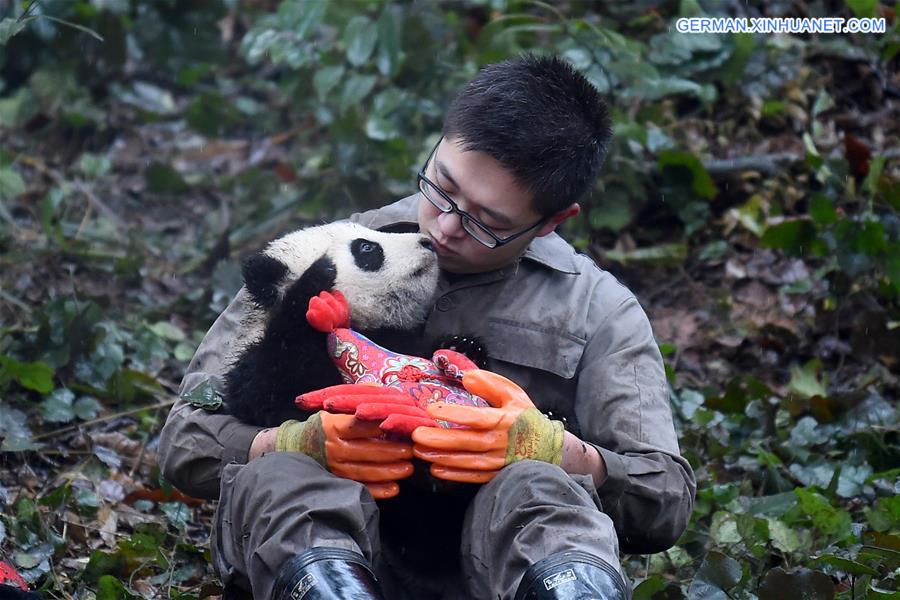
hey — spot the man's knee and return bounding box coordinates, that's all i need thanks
[478,460,597,511]
[228,452,328,499]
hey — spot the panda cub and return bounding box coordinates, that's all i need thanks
[223,221,483,428]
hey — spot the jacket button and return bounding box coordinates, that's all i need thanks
[436,296,454,312]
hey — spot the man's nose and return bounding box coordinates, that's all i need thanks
[436,210,466,238]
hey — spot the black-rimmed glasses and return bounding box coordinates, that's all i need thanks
[416,137,546,249]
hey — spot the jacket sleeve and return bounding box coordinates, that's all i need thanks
[158,289,265,500]
[575,283,696,554]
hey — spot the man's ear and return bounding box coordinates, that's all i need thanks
[536,203,581,237]
[242,253,288,308]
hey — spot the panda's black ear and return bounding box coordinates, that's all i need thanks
[242,253,288,308]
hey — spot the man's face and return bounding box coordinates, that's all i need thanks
[417,137,574,274]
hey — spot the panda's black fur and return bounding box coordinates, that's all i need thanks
[223,222,486,429]
[222,222,487,578]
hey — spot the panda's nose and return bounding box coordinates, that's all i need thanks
[419,238,434,252]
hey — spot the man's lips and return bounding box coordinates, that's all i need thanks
[428,235,455,256]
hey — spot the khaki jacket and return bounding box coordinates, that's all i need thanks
[158,195,695,554]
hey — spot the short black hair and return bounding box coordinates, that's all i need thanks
[442,54,613,216]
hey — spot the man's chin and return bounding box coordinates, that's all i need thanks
[437,255,476,274]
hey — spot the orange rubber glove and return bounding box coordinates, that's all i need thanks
[297,384,439,437]
[277,411,414,499]
[412,369,565,483]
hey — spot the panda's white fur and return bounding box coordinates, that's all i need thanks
[264,222,439,331]
[224,221,440,426]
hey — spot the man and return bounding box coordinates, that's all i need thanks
[158,54,695,600]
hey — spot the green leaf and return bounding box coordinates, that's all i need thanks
[0,17,29,45]
[377,7,402,76]
[658,151,717,200]
[0,88,36,128]
[767,518,802,553]
[74,396,102,420]
[687,551,742,600]
[0,166,26,201]
[149,321,186,342]
[42,388,76,423]
[846,0,878,18]
[789,359,828,400]
[111,81,177,115]
[791,488,853,539]
[867,495,900,532]
[280,0,327,37]
[709,511,741,545]
[97,575,141,600]
[589,186,633,232]
[632,575,667,599]
[161,501,191,531]
[758,568,835,600]
[181,380,223,411]
[145,162,189,195]
[343,16,378,67]
[809,194,837,226]
[366,116,400,141]
[762,100,786,117]
[814,554,879,576]
[339,75,377,113]
[313,65,345,102]
[761,219,826,256]
[79,153,112,178]
[0,356,55,393]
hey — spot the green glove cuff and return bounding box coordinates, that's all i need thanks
[276,414,327,467]
[507,408,565,466]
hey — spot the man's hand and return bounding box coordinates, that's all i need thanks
[276,411,414,499]
[411,369,564,483]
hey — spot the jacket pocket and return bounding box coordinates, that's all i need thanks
[486,318,586,379]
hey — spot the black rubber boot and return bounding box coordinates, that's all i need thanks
[270,547,386,600]
[514,551,629,600]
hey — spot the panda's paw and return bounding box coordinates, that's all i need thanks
[306,290,351,332]
[433,349,479,380]
[435,335,489,369]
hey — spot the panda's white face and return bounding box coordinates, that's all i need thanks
[257,222,439,331]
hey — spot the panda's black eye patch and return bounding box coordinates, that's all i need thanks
[351,238,384,272]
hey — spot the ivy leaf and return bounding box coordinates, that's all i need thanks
[97,575,141,600]
[790,488,853,540]
[0,356,55,393]
[377,7,402,76]
[758,568,835,600]
[343,16,378,67]
[687,551,742,600]
[0,166,26,200]
[0,403,42,452]
[74,396,103,420]
[161,501,191,531]
[145,162,189,195]
[0,17,29,46]
[766,518,802,553]
[41,388,76,423]
[313,65,345,102]
[658,151,717,200]
[181,380,222,411]
[814,554,879,577]
[789,360,828,400]
[339,75,377,114]
[148,321,186,342]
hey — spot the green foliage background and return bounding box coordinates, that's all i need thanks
[0,0,898,598]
